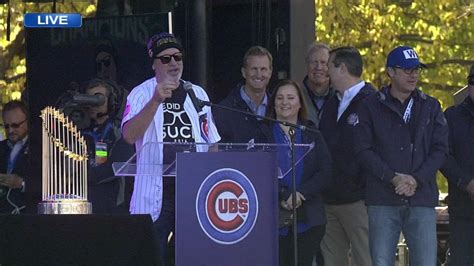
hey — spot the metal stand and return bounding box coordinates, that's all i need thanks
[289,127,298,266]
[38,200,92,214]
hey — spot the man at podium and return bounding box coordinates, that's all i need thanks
[121,32,221,264]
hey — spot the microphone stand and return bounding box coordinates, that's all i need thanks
[289,127,298,266]
[200,100,317,134]
[199,100,308,264]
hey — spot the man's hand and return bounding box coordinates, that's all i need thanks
[284,192,306,210]
[152,79,180,103]
[392,173,417,197]
[0,174,24,189]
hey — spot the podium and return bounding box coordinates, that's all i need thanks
[113,142,313,266]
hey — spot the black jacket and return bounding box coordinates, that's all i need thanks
[441,96,474,218]
[355,87,448,207]
[319,83,376,204]
[213,85,268,143]
[0,139,30,213]
[262,122,333,226]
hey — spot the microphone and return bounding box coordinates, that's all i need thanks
[72,93,106,106]
[184,82,209,113]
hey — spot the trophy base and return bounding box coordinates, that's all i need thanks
[38,201,92,214]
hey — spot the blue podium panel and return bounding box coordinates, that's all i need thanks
[176,152,278,266]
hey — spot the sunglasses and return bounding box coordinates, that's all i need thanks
[96,56,112,71]
[4,119,27,130]
[155,53,183,64]
[394,66,423,75]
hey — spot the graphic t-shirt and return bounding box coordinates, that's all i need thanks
[162,84,195,203]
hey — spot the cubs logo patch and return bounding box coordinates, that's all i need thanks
[123,103,131,118]
[196,168,258,245]
[347,113,359,126]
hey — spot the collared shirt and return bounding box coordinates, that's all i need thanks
[121,77,221,222]
[337,81,365,121]
[240,86,268,118]
[303,77,331,111]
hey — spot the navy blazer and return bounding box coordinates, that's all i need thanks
[262,123,333,227]
[441,97,474,218]
[355,88,448,207]
[0,139,29,213]
[213,85,268,144]
[319,83,376,204]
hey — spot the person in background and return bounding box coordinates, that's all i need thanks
[440,64,474,265]
[263,79,332,266]
[301,43,334,128]
[0,100,30,214]
[354,46,448,266]
[81,78,132,214]
[213,46,273,143]
[319,46,374,266]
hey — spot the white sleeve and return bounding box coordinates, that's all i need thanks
[121,88,147,129]
[192,84,221,144]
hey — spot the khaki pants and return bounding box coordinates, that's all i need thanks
[320,200,371,266]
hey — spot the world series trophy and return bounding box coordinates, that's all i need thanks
[38,107,92,214]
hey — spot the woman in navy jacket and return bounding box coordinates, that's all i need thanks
[262,79,332,266]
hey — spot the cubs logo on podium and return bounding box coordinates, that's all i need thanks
[196,168,258,244]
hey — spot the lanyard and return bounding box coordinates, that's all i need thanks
[403,98,414,124]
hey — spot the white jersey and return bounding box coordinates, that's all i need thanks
[121,77,220,221]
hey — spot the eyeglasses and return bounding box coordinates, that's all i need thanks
[394,66,423,75]
[4,119,27,130]
[96,56,112,71]
[155,53,183,64]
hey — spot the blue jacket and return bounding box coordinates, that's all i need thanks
[441,96,474,218]
[319,83,376,204]
[262,123,333,226]
[213,85,268,143]
[355,87,448,207]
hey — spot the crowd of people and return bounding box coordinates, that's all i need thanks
[1,31,473,266]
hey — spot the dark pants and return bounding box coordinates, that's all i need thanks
[449,216,474,266]
[153,177,175,266]
[279,224,326,266]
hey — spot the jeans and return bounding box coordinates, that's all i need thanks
[449,216,474,266]
[367,205,437,266]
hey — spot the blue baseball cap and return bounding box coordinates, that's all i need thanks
[386,46,426,69]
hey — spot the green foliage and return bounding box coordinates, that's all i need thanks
[316,0,474,192]
[0,0,96,106]
[316,0,473,109]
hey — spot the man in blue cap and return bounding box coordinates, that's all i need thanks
[354,46,448,265]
